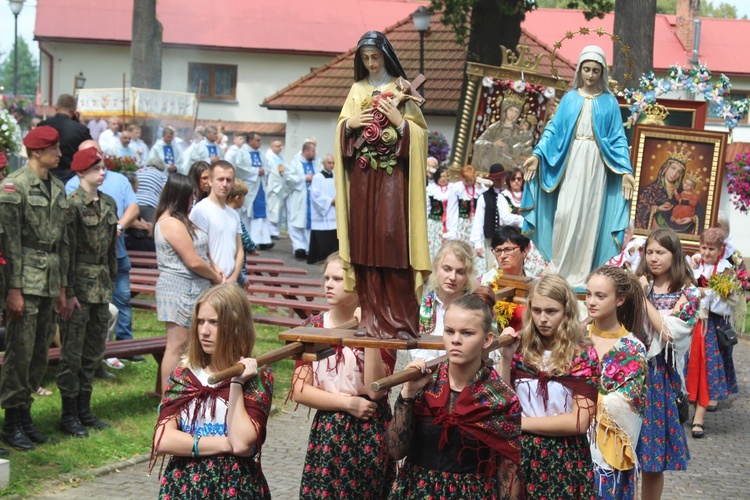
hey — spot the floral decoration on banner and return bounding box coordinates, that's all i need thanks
[472,78,554,146]
[707,273,743,300]
[0,108,23,156]
[427,130,451,165]
[726,152,750,214]
[621,64,750,129]
[355,92,399,175]
[1,94,36,130]
[104,154,139,173]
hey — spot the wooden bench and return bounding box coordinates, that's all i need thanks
[0,337,167,395]
[128,250,285,266]
[130,264,308,277]
[244,275,322,288]
[245,284,324,301]
[130,297,305,328]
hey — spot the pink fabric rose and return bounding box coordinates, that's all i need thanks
[375,142,391,155]
[362,123,382,144]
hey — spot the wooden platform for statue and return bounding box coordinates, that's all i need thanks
[493,274,535,300]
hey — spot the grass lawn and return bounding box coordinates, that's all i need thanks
[0,302,293,497]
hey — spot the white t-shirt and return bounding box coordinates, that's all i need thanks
[189,198,241,278]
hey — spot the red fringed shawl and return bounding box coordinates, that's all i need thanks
[413,361,522,469]
[150,365,273,473]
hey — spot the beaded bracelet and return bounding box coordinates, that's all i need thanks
[192,434,202,458]
[230,381,244,388]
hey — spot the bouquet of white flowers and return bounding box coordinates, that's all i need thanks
[0,108,23,155]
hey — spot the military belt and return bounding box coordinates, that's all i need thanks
[23,241,59,253]
[76,254,107,265]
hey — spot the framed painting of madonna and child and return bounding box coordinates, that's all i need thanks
[630,124,728,248]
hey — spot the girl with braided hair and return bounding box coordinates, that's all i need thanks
[585,265,648,499]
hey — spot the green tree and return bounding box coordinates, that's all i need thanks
[0,38,38,96]
[656,0,743,17]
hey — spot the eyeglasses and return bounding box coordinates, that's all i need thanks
[492,246,520,256]
[510,177,524,182]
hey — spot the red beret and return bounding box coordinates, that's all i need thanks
[71,147,104,172]
[23,126,60,149]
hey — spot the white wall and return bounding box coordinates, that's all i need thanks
[38,42,329,124]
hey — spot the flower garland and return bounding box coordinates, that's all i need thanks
[355,92,399,175]
[0,108,23,156]
[726,152,750,214]
[621,64,750,130]
[428,130,451,165]
[481,77,556,102]
[707,273,743,300]
[0,94,36,130]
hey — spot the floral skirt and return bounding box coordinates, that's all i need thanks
[389,461,499,500]
[299,398,395,499]
[521,433,596,500]
[594,466,636,500]
[159,453,270,499]
[427,218,445,262]
[636,352,690,472]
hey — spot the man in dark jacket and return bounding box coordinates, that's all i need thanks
[39,94,91,184]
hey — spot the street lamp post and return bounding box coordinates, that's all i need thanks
[9,0,24,95]
[411,6,431,96]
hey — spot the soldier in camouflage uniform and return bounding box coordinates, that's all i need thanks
[0,221,9,456]
[0,126,69,451]
[57,147,118,437]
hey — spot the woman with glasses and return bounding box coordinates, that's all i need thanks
[481,226,547,285]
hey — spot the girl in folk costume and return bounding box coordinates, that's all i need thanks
[634,228,700,500]
[291,253,396,499]
[388,288,522,499]
[686,228,738,438]
[585,266,648,499]
[446,164,487,273]
[412,240,478,361]
[151,284,273,499]
[426,166,454,260]
[498,274,600,499]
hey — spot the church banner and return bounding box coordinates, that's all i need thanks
[75,88,197,121]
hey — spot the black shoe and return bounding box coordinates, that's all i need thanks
[2,408,35,451]
[60,397,89,438]
[294,249,307,259]
[258,243,275,251]
[706,403,719,412]
[77,392,110,430]
[94,365,116,380]
[20,407,50,444]
[123,355,145,362]
[691,422,705,438]
[270,235,280,240]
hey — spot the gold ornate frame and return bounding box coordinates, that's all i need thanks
[630,124,728,249]
[450,45,570,173]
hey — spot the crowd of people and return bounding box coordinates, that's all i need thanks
[0,30,746,500]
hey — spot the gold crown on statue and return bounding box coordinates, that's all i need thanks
[667,143,695,165]
[684,170,702,186]
[642,103,670,124]
[502,89,527,107]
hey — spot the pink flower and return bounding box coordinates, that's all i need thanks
[356,156,369,170]
[228,487,237,497]
[375,142,391,155]
[363,123,382,144]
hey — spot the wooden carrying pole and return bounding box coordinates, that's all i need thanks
[369,336,514,393]
[207,319,359,385]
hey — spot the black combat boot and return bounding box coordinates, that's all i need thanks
[77,392,110,430]
[20,407,50,443]
[1,408,35,451]
[60,397,89,438]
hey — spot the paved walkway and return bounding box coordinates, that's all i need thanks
[31,238,750,499]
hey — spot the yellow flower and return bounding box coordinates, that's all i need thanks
[381,127,398,146]
[494,300,517,330]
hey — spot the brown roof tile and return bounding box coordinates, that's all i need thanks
[263,15,576,114]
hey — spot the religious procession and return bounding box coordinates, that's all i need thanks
[0,0,748,499]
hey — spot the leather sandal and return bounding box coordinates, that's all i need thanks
[706,403,718,412]
[691,422,705,438]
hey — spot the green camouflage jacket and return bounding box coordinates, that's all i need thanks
[0,166,69,297]
[66,186,118,304]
